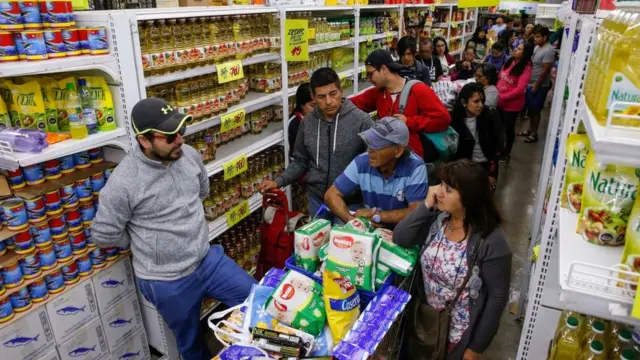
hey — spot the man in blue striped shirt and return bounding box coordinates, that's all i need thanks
[324,117,428,228]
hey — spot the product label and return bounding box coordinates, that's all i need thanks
[217,60,244,84]
[607,73,640,123]
[220,108,246,133]
[226,200,249,228]
[223,154,248,181]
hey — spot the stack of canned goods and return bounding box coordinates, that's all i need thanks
[0,0,109,63]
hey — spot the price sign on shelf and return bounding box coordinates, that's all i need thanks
[223,154,248,181]
[217,60,244,84]
[360,67,367,78]
[220,108,246,133]
[430,4,435,11]
[339,73,346,81]
[386,32,393,43]
[226,200,250,228]
[367,36,373,45]
[285,19,309,62]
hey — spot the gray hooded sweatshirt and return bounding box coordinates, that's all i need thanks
[275,99,374,201]
[91,144,210,281]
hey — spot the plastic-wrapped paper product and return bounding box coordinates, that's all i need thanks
[0,128,48,153]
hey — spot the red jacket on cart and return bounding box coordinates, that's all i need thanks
[351,83,451,159]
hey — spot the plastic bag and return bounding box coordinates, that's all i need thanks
[323,271,360,344]
[294,218,331,272]
[0,128,48,153]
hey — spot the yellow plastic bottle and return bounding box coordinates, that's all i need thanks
[159,20,173,74]
[175,81,191,118]
[583,340,607,360]
[550,316,582,360]
[147,20,162,76]
[581,321,608,357]
[611,329,632,360]
[65,83,88,140]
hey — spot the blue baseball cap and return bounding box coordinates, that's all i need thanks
[359,117,410,150]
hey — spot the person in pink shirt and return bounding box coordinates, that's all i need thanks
[497,43,533,161]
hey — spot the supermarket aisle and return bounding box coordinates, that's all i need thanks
[483,109,549,360]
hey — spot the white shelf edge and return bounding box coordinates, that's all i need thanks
[135,6,277,21]
[284,5,355,11]
[0,54,117,79]
[208,193,263,241]
[358,31,398,42]
[309,39,353,53]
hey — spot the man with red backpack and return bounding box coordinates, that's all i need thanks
[351,50,451,161]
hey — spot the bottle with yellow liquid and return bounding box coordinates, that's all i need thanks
[550,316,582,360]
[159,20,173,74]
[607,17,640,127]
[65,83,88,140]
[583,340,607,360]
[175,81,191,119]
[581,321,608,357]
[611,329,632,359]
[147,20,162,76]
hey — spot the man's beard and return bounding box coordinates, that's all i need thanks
[150,145,182,162]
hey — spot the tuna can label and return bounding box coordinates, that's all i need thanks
[0,241,5,255]
[90,173,105,193]
[2,263,23,287]
[62,28,80,55]
[10,287,31,312]
[104,167,114,180]
[90,248,106,267]
[53,238,72,260]
[19,253,41,279]
[31,222,52,247]
[69,231,86,254]
[66,212,81,229]
[72,151,90,168]
[44,190,62,214]
[58,154,75,173]
[19,1,40,29]
[14,237,34,254]
[79,201,95,222]
[44,29,64,57]
[7,168,25,189]
[87,27,108,55]
[25,196,46,219]
[3,199,28,231]
[0,30,18,61]
[40,0,70,28]
[77,27,89,53]
[88,147,103,163]
[118,245,131,254]
[28,279,48,302]
[22,164,44,185]
[12,31,25,59]
[21,30,47,60]
[61,263,79,284]
[37,247,57,269]
[43,160,61,180]
[76,255,92,276]
[45,270,64,292]
[48,219,67,237]
[5,237,14,249]
[105,247,119,261]
[0,297,13,322]
[60,184,79,208]
[0,1,24,30]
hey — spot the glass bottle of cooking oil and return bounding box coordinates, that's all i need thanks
[176,80,191,118]
[611,329,632,360]
[550,316,582,360]
[147,20,162,76]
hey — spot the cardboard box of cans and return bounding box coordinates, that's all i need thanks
[0,306,56,360]
[46,278,98,345]
[101,293,143,352]
[58,317,109,360]
[110,327,151,360]
[91,257,135,315]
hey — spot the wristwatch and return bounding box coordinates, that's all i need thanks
[372,209,381,223]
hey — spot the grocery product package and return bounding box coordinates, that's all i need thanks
[323,271,360,345]
[325,226,380,292]
[0,79,19,126]
[273,323,315,356]
[562,133,590,213]
[8,81,47,130]
[57,76,79,132]
[375,229,419,277]
[0,95,10,130]
[621,198,640,287]
[212,343,269,360]
[343,216,375,233]
[265,270,326,336]
[39,77,61,132]
[310,325,335,357]
[243,284,279,332]
[295,218,331,272]
[578,152,640,246]
[375,263,392,287]
[83,76,116,131]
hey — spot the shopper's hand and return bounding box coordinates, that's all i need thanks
[463,349,481,360]
[424,185,440,209]
[489,176,497,190]
[354,207,377,219]
[393,114,407,123]
[259,180,278,194]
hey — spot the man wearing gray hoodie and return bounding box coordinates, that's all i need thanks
[260,68,374,221]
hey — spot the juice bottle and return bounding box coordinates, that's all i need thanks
[611,329,632,360]
[583,340,607,360]
[147,20,163,76]
[550,316,581,360]
[159,20,174,74]
[175,81,191,118]
[65,83,88,139]
[581,321,607,356]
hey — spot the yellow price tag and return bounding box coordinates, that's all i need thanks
[226,200,250,228]
[217,60,244,84]
[532,245,540,262]
[220,108,246,133]
[223,154,248,181]
[339,73,346,81]
[285,19,309,62]
[430,4,435,11]
[367,36,372,45]
[386,32,393,43]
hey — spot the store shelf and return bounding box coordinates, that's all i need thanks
[0,55,116,79]
[134,6,277,21]
[309,39,354,52]
[204,124,283,177]
[358,31,398,42]
[449,35,462,41]
[185,91,282,136]
[288,65,354,96]
[200,267,256,321]
[359,4,399,9]
[581,100,640,168]
[208,193,263,241]
[450,21,464,26]
[284,5,354,11]
[144,53,280,87]
[404,4,452,8]
[0,129,128,171]
[432,22,449,28]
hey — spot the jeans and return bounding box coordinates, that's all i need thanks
[137,245,256,360]
[307,192,359,226]
[499,109,519,155]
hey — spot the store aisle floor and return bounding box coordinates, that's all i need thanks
[482,109,549,360]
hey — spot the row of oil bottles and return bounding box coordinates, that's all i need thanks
[288,12,398,45]
[549,310,639,359]
[138,14,281,76]
[288,49,354,87]
[583,9,640,127]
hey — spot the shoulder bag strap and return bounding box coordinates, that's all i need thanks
[398,79,421,114]
[449,237,484,306]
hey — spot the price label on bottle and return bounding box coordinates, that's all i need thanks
[223,154,248,181]
[220,109,246,133]
[217,60,244,84]
[226,200,250,228]
[339,73,347,81]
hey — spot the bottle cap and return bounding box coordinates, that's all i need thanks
[593,321,605,333]
[66,83,75,90]
[78,79,86,85]
[620,329,632,342]
[566,316,579,328]
[590,340,603,354]
[622,349,635,360]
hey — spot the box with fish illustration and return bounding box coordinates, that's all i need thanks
[58,318,109,360]
[101,294,143,352]
[0,307,55,360]
[109,328,150,360]
[36,348,61,360]
[91,257,135,314]
[46,278,99,345]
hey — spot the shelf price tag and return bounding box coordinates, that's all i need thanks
[226,200,250,228]
[458,0,498,8]
[285,19,309,62]
[360,67,366,78]
[217,60,244,84]
[430,4,435,11]
[223,154,248,181]
[367,36,372,45]
[220,108,246,133]
[386,32,393,43]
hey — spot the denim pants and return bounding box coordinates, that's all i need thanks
[136,245,256,360]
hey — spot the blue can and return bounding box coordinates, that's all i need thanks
[72,151,90,169]
[87,27,108,55]
[79,201,95,222]
[0,296,13,323]
[10,287,31,312]
[19,252,41,280]
[48,214,67,237]
[7,169,25,190]
[59,155,75,174]
[90,172,105,193]
[25,196,46,221]
[13,32,25,60]
[1,261,23,288]
[43,159,61,180]
[104,167,114,180]
[2,198,28,231]
[89,248,106,268]
[105,247,119,261]
[60,184,79,209]
[88,148,103,163]
[45,269,65,293]
[31,221,52,248]
[61,263,79,285]
[0,240,5,256]
[118,244,131,254]
[76,255,92,276]
[28,279,48,303]
[0,271,4,293]
[19,1,41,28]
[37,246,57,270]
[5,237,14,249]
[53,237,72,261]
[83,224,92,242]
[75,177,92,200]
[69,230,86,254]
[22,164,44,185]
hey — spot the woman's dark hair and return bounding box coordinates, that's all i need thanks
[310,67,341,94]
[397,36,417,58]
[503,43,534,76]
[433,36,449,55]
[499,29,516,53]
[477,63,498,85]
[491,41,505,52]
[471,26,487,44]
[451,83,486,122]
[294,83,313,113]
[438,159,503,237]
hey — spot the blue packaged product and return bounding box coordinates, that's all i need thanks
[104,167,114,180]
[53,237,72,261]
[28,279,48,303]
[0,296,13,322]
[12,32,25,60]
[10,287,31,312]
[19,252,41,279]
[59,155,75,174]
[105,247,119,260]
[90,172,105,192]
[84,225,93,247]
[343,331,378,354]
[79,200,95,222]
[118,244,130,254]
[89,248,106,268]
[2,198,28,231]
[0,240,5,255]
[88,147,103,163]
[75,177,92,199]
[367,302,402,320]
[45,269,65,293]
[31,222,52,247]
[61,263,79,284]
[24,196,46,220]
[357,313,393,328]
[37,246,57,270]
[87,27,108,54]
[0,270,4,292]
[19,1,40,28]
[60,184,79,208]
[259,268,286,287]
[5,236,14,249]
[349,324,388,342]
[216,344,266,359]
[7,168,25,189]
[73,151,90,169]
[76,255,92,276]
[22,164,44,185]
[332,342,369,360]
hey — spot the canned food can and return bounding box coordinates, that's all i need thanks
[53,236,72,261]
[24,196,46,221]
[40,0,70,28]
[75,177,92,200]
[60,184,79,209]
[19,1,41,29]
[10,287,31,312]
[61,262,79,284]
[19,252,41,279]
[0,31,18,61]
[44,189,62,215]
[79,200,95,222]
[0,0,23,30]
[2,198,28,231]
[0,296,13,323]
[28,278,48,302]
[0,271,4,294]
[0,240,5,256]
[37,245,57,270]
[31,221,52,248]
[77,27,89,54]
[61,28,80,55]
[88,147,103,163]
[44,29,65,57]
[83,222,92,243]
[93,197,99,212]
[12,31,25,59]
[72,151,90,169]
[76,254,92,276]
[5,236,14,249]
[6,168,25,189]
[90,172,105,193]
[43,159,61,180]
[58,154,75,174]
[105,247,119,261]
[22,163,44,185]
[118,244,131,255]
[48,213,67,236]
[104,167,114,180]
[14,228,35,254]
[89,247,106,268]
[65,207,82,230]
[1,260,23,288]
[69,230,86,255]
[87,27,108,55]
[21,30,47,60]
[45,269,65,293]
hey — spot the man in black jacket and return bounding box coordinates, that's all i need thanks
[398,36,431,86]
[416,38,443,83]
